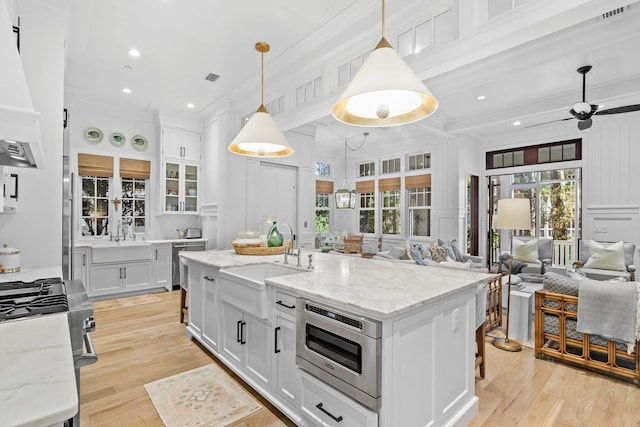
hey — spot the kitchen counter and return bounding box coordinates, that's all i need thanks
[75,238,208,248]
[0,266,77,426]
[0,313,78,426]
[180,249,492,319]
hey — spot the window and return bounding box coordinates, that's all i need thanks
[315,161,331,177]
[406,174,432,237]
[381,190,401,234]
[487,139,581,169]
[121,178,147,233]
[408,187,431,237]
[81,176,110,236]
[381,157,401,174]
[358,192,376,233]
[315,194,330,234]
[315,180,333,235]
[408,153,431,171]
[359,162,375,177]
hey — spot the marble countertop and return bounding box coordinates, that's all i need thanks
[75,238,207,248]
[0,313,78,426]
[0,266,63,282]
[180,250,493,319]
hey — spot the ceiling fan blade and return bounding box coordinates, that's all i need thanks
[594,104,640,116]
[578,118,592,130]
[525,117,574,128]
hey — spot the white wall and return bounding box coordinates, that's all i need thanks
[66,101,202,241]
[0,0,65,268]
[479,111,640,264]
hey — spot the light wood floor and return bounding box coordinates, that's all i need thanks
[81,290,640,427]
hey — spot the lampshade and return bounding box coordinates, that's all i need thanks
[495,198,531,231]
[332,0,438,127]
[228,42,293,157]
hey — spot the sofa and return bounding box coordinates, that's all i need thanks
[535,271,640,385]
[573,240,636,281]
[374,239,485,270]
[499,236,553,275]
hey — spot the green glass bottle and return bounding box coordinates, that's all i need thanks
[267,222,283,247]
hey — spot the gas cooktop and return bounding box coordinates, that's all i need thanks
[0,277,69,321]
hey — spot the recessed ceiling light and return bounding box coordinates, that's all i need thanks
[128,49,140,57]
[187,103,195,109]
[477,95,486,100]
[122,88,132,94]
[513,121,521,126]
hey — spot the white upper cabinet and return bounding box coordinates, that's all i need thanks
[161,126,201,162]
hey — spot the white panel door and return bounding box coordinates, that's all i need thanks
[258,163,297,242]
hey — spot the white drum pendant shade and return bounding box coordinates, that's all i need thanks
[332,39,438,127]
[228,107,293,157]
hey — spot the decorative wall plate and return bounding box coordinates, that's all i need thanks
[131,135,148,151]
[110,132,125,146]
[83,127,103,143]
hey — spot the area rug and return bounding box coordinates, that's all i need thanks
[94,293,162,312]
[145,364,262,426]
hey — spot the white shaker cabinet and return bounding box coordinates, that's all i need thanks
[201,271,219,352]
[88,261,152,297]
[72,247,90,285]
[273,291,300,412]
[161,127,201,163]
[161,161,200,214]
[220,301,273,391]
[152,243,171,290]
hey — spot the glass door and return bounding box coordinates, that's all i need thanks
[183,164,199,213]
[164,162,180,212]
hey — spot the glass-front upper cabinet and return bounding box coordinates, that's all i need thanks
[162,161,199,214]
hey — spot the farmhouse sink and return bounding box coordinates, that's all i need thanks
[221,263,303,287]
[219,263,306,319]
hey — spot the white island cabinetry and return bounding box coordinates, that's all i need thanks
[180,250,487,427]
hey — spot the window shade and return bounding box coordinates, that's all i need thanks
[77,153,114,177]
[120,158,151,179]
[378,177,401,192]
[315,180,334,194]
[355,180,375,193]
[405,174,431,189]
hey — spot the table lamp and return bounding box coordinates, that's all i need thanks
[493,198,531,352]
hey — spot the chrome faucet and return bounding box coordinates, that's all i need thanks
[272,222,296,264]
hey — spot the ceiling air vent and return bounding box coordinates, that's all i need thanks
[601,6,628,19]
[204,73,220,83]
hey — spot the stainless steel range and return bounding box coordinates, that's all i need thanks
[0,277,97,426]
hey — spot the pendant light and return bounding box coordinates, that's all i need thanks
[335,132,368,209]
[228,42,293,157]
[332,0,438,127]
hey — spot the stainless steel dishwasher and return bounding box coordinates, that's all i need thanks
[172,241,206,288]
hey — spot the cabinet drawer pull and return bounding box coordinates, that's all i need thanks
[119,267,122,279]
[237,320,242,343]
[275,300,295,309]
[124,267,127,279]
[316,403,343,422]
[240,321,246,345]
[203,276,215,282]
[274,327,281,354]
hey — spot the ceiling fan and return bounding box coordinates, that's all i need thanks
[527,65,640,130]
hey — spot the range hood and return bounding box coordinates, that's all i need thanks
[0,1,43,168]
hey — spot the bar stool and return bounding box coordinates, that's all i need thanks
[179,287,188,324]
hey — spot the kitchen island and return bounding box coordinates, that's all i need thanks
[0,267,77,427]
[180,249,493,427]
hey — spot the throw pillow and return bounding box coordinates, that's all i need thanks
[438,238,465,262]
[389,245,406,260]
[512,238,541,264]
[543,271,579,296]
[429,244,449,263]
[583,240,626,272]
[409,246,424,265]
[405,240,414,261]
